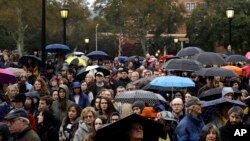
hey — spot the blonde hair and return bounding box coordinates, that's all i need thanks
[81,106,97,119]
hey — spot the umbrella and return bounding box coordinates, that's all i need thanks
[65,56,87,67]
[131,76,156,89]
[115,90,167,105]
[65,51,84,58]
[201,97,246,122]
[142,83,180,92]
[45,44,70,53]
[6,67,26,77]
[192,52,226,65]
[221,65,243,76]
[18,55,42,66]
[150,76,195,88]
[76,65,110,80]
[176,46,204,57]
[245,51,250,59]
[162,58,202,72]
[198,87,241,101]
[86,50,108,60]
[126,56,145,62]
[0,68,18,84]
[96,113,163,141]
[195,67,238,77]
[225,54,249,63]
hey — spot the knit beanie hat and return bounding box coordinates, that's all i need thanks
[222,87,234,97]
[132,101,145,111]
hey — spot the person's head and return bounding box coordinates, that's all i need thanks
[132,101,145,115]
[94,116,106,131]
[98,89,114,100]
[39,95,53,112]
[81,107,96,125]
[119,68,129,79]
[81,81,88,91]
[185,92,192,102]
[170,98,184,114]
[5,84,19,99]
[67,103,81,122]
[19,73,28,82]
[126,83,137,91]
[199,123,220,141]
[241,89,249,100]
[4,109,30,134]
[228,106,244,125]
[94,96,101,110]
[131,71,140,82]
[116,86,126,95]
[222,87,234,100]
[185,96,202,116]
[51,89,59,101]
[33,78,47,91]
[72,81,82,95]
[85,73,94,83]
[110,112,120,123]
[13,94,26,109]
[95,72,104,83]
[158,111,176,133]
[128,122,144,140]
[174,91,183,99]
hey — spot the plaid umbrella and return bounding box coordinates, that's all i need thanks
[65,56,87,67]
[162,58,202,72]
[176,46,204,57]
[201,97,246,123]
[225,54,249,63]
[192,52,226,65]
[195,67,238,77]
[115,90,167,105]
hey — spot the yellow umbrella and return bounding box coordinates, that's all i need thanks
[65,56,87,67]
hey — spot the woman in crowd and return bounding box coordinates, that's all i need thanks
[31,78,50,97]
[5,84,19,109]
[199,123,220,141]
[59,103,82,141]
[81,81,94,104]
[51,84,74,123]
[74,106,96,141]
[36,109,60,141]
[97,97,118,122]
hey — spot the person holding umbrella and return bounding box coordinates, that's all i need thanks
[175,96,205,141]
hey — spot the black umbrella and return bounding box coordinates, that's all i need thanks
[76,65,110,80]
[176,46,204,57]
[115,90,167,105]
[225,54,249,63]
[126,56,144,62]
[192,52,226,65]
[86,50,108,60]
[45,43,70,53]
[162,58,202,72]
[198,87,242,101]
[195,67,238,77]
[131,76,156,89]
[96,113,163,141]
[201,97,246,123]
[19,55,42,66]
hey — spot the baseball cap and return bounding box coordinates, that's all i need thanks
[95,72,104,77]
[4,109,28,120]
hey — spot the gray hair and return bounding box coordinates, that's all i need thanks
[228,106,244,118]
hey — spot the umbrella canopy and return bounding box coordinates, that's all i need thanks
[150,76,195,88]
[65,56,87,67]
[195,67,238,77]
[86,50,108,60]
[142,83,180,92]
[96,113,163,141]
[245,51,250,59]
[126,56,144,62]
[201,97,246,123]
[225,54,249,63]
[18,55,42,66]
[176,46,204,57]
[162,58,202,72]
[45,44,70,53]
[115,90,167,105]
[76,65,110,80]
[198,87,241,101]
[131,76,156,89]
[0,68,18,84]
[192,52,226,65]
[6,68,26,77]
[221,65,243,76]
[65,51,84,58]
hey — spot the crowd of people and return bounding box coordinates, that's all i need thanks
[0,49,250,141]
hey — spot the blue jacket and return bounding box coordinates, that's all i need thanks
[175,114,205,141]
[69,92,90,109]
[0,102,10,122]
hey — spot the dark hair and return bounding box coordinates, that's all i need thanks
[99,97,118,121]
[65,103,82,124]
[40,95,53,108]
[199,123,220,141]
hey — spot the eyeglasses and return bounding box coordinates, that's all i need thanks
[84,115,93,119]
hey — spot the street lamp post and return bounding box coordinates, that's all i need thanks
[226,7,234,52]
[84,38,89,53]
[95,24,99,51]
[60,6,69,45]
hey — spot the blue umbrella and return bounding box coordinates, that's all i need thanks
[86,50,108,60]
[150,76,195,88]
[45,44,70,53]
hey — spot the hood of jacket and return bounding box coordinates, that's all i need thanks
[59,84,70,100]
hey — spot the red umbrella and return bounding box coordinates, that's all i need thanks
[0,68,18,84]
